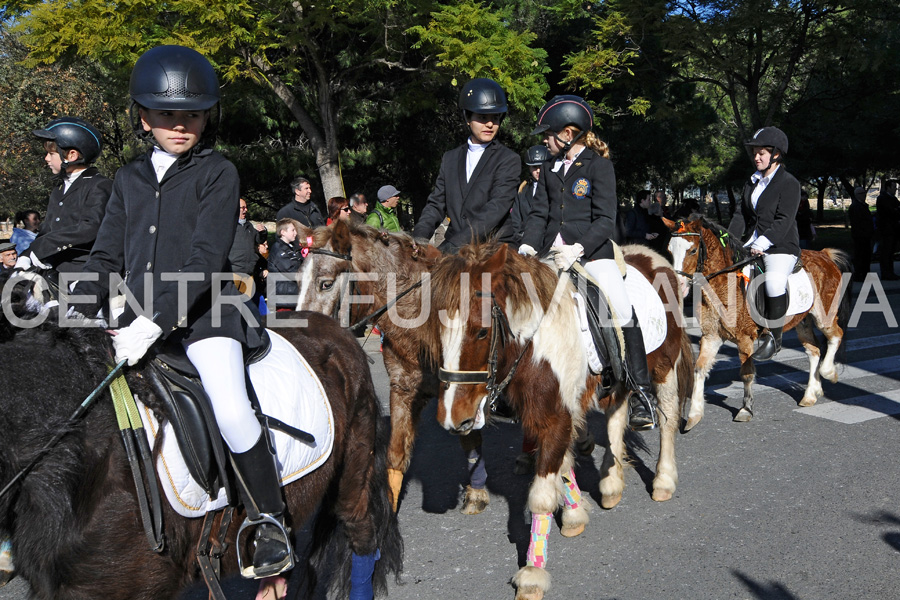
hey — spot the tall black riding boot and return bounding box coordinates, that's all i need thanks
[622,312,659,431]
[232,432,293,579]
[752,293,788,361]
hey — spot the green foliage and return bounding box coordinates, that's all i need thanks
[409,0,549,111]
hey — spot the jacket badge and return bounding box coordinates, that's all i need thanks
[572,178,591,198]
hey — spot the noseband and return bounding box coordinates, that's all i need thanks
[671,225,760,281]
[438,291,532,412]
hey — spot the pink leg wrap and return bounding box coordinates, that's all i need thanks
[562,468,582,510]
[526,512,553,569]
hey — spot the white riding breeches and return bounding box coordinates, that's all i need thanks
[584,258,633,324]
[184,336,262,454]
[761,253,798,296]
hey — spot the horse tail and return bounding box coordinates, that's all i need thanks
[676,328,695,415]
[821,248,853,361]
[310,362,403,599]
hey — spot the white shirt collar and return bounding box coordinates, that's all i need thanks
[151,148,179,182]
[751,163,779,185]
[62,169,85,193]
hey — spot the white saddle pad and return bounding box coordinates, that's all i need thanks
[742,266,815,316]
[137,329,335,518]
[572,264,668,373]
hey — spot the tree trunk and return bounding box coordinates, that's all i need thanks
[816,179,827,221]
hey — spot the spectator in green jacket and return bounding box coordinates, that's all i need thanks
[367,185,403,232]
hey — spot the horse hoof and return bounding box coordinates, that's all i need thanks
[460,485,489,515]
[600,493,622,509]
[683,415,702,431]
[733,408,753,422]
[560,523,585,538]
[652,488,674,502]
[798,396,817,407]
[561,505,589,538]
[513,566,550,600]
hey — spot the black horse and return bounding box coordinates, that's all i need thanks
[0,278,401,599]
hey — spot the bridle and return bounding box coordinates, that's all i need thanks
[437,290,533,413]
[303,239,425,331]
[670,223,759,281]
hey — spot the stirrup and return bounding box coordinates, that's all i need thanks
[751,331,781,362]
[236,513,295,579]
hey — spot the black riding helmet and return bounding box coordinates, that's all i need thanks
[744,126,788,160]
[459,78,508,122]
[531,95,594,153]
[129,45,220,143]
[524,145,552,166]
[33,117,103,167]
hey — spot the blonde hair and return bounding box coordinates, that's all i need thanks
[582,131,610,159]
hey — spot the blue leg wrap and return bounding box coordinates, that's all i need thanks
[349,549,380,600]
[466,445,487,489]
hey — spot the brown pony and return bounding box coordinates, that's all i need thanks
[0,292,402,599]
[667,216,852,423]
[295,220,492,514]
[424,241,693,600]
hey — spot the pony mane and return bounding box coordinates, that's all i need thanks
[697,216,749,261]
[426,241,561,346]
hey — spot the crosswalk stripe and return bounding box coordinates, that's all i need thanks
[794,390,900,424]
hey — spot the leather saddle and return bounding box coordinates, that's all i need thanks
[145,332,275,501]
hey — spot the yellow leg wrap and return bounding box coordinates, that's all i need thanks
[387,468,404,512]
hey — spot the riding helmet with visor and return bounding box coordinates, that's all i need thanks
[743,126,788,160]
[524,145,552,166]
[531,95,594,152]
[459,78,508,122]
[129,45,220,142]
[33,117,103,167]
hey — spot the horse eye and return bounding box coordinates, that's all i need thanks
[687,247,698,256]
[476,328,489,340]
[319,280,334,291]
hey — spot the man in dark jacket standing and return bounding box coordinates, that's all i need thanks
[413,78,521,253]
[276,176,325,229]
[876,178,899,280]
[18,117,112,283]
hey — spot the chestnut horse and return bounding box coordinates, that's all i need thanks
[0,290,401,599]
[295,220,492,514]
[667,216,851,423]
[424,242,693,600]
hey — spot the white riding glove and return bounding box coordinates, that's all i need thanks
[113,315,163,366]
[31,253,49,269]
[518,244,537,257]
[14,254,32,270]
[551,243,584,271]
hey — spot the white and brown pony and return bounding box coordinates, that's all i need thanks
[424,241,693,600]
[295,220,495,514]
[667,216,852,423]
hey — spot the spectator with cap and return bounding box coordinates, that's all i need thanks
[413,78,520,252]
[276,176,325,229]
[10,210,41,254]
[367,185,403,232]
[348,192,369,225]
[0,241,17,271]
[17,117,112,287]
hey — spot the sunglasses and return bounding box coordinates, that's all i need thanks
[341,206,351,212]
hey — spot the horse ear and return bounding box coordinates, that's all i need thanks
[662,217,677,230]
[482,244,509,278]
[332,219,352,254]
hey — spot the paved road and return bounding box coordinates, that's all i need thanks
[2,278,899,600]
